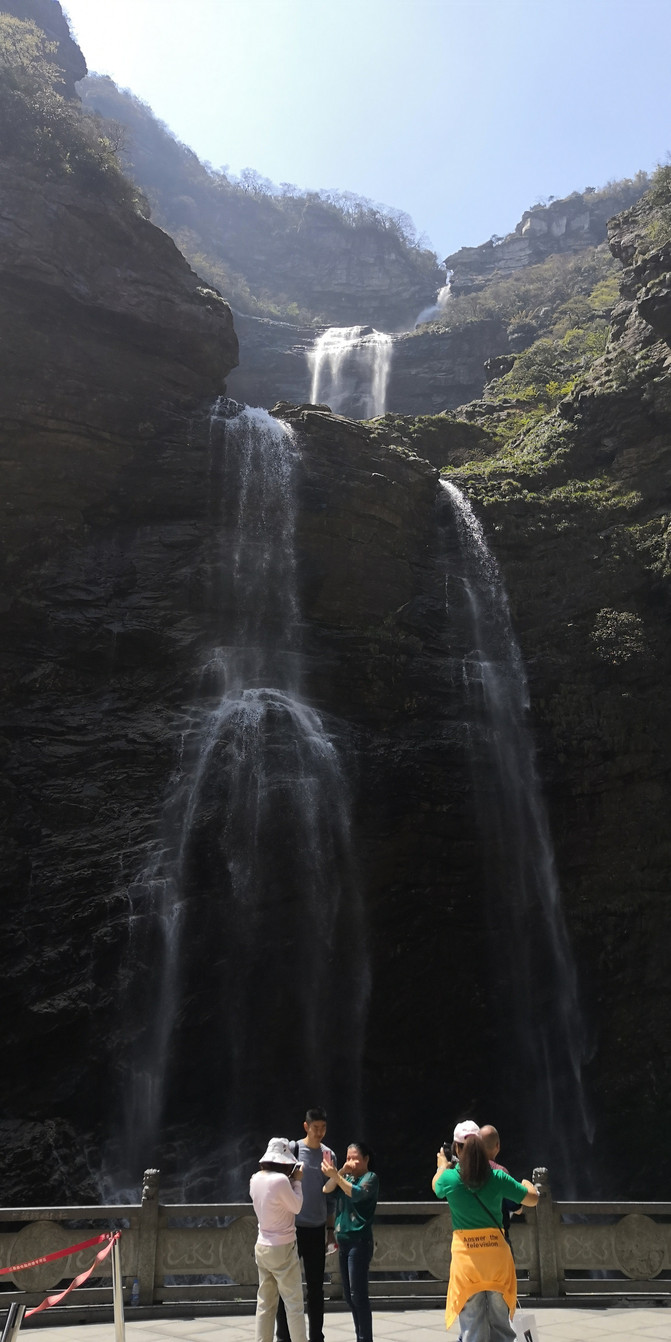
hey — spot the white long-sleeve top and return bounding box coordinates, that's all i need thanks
[249,1170,304,1245]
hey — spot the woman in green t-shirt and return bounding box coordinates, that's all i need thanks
[322,1141,379,1342]
[432,1120,538,1341]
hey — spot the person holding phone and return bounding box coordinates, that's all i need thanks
[321,1142,378,1342]
[432,1120,539,1341]
[276,1106,337,1342]
[250,1137,307,1342]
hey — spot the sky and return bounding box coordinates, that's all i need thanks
[61,0,671,261]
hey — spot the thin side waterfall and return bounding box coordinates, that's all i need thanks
[112,405,368,1196]
[414,273,453,326]
[440,479,592,1190]
[308,325,392,418]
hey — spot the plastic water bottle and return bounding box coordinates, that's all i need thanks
[130,1278,140,1306]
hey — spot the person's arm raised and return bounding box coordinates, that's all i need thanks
[432,1148,449,1194]
[519,1178,539,1207]
[321,1153,339,1194]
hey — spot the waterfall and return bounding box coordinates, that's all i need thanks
[414,274,452,327]
[440,479,592,1189]
[114,405,368,1195]
[308,325,392,418]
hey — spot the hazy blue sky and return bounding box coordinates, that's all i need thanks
[62,0,671,260]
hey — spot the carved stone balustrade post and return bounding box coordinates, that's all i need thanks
[137,1168,161,1306]
[533,1167,562,1297]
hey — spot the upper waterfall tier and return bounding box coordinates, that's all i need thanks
[308,326,392,419]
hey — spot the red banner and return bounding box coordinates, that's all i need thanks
[0,1234,109,1276]
[25,1232,120,1317]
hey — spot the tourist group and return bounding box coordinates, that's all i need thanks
[249,1107,540,1342]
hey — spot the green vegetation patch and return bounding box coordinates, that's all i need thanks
[425,240,622,335]
[0,16,142,207]
[438,411,577,482]
[368,413,497,467]
[590,608,648,666]
[638,164,671,253]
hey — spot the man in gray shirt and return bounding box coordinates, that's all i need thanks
[275,1107,336,1342]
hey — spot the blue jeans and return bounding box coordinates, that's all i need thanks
[338,1237,373,1342]
[459,1290,515,1342]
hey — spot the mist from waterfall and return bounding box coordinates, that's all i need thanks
[308,325,392,418]
[440,479,592,1190]
[113,404,368,1196]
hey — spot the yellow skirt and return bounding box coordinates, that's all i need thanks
[445,1228,517,1328]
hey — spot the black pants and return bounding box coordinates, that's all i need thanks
[339,1237,373,1342]
[275,1224,326,1342]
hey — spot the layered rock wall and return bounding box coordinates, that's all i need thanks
[227,316,509,417]
[445,183,649,294]
[0,154,238,1198]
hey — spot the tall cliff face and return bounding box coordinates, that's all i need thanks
[400,181,671,1192]
[0,121,238,1195]
[0,158,237,571]
[2,0,669,1203]
[2,156,670,1201]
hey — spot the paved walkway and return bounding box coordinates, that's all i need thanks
[22,1307,671,1342]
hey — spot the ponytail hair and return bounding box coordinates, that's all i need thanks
[457,1133,490,1190]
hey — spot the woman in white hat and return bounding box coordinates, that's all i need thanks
[250,1137,308,1342]
[432,1121,539,1341]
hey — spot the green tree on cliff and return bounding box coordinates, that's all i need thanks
[0,14,137,201]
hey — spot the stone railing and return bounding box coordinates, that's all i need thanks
[0,1168,668,1317]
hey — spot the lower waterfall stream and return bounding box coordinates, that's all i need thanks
[112,405,368,1196]
[440,480,593,1189]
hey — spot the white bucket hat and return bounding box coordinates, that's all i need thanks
[259,1137,297,1166]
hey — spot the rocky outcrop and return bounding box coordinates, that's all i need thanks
[226,313,314,408]
[386,319,510,413]
[243,205,441,331]
[0,159,237,560]
[445,182,649,295]
[608,185,671,348]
